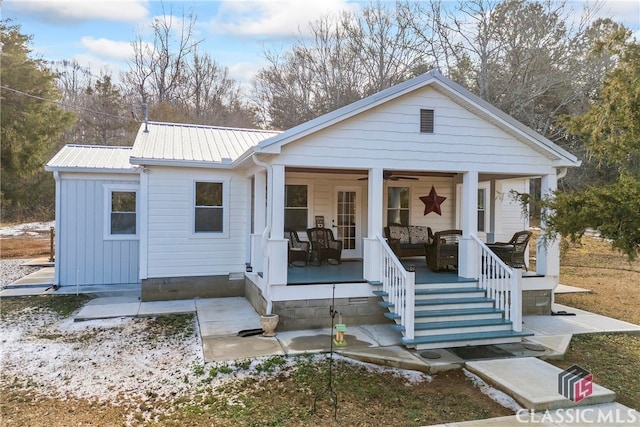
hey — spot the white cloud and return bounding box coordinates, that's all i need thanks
[209,0,360,39]
[80,37,135,61]
[7,0,149,24]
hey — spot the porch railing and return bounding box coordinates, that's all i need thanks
[377,234,415,340]
[471,235,523,332]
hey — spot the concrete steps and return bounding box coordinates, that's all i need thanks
[372,279,532,350]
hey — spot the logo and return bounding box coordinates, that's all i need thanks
[558,365,593,402]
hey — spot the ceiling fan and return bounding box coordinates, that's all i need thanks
[358,171,419,181]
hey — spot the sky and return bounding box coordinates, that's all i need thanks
[3,0,640,90]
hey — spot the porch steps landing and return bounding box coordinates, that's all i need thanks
[372,281,532,350]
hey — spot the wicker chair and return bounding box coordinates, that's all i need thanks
[425,229,462,271]
[489,230,532,271]
[306,227,342,265]
[286,230,310,266]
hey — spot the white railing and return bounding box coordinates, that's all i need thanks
[471,235,523,331]
[377,234,415,340]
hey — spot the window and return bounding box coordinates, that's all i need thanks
[195,182,223,233]
[477,188,486,232]
[420,109,434,133]
[387,187,409,225]
[284,184,308,231]
[111,191,137,235]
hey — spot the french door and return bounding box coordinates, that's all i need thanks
[335,188,361,259]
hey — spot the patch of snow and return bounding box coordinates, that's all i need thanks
[0,221,55,237]
[463,368,523,412]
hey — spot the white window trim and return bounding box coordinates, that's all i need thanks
[103,183,140,241]
[284,179,314,232]
[384,184,411,226]
[190,179,230,238]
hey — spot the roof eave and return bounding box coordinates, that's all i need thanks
[129,157,235,169]
[45,166,139,174]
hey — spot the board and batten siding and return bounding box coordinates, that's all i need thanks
[275,86,556,176]
[145,166,247,278]
[57,175,140,286]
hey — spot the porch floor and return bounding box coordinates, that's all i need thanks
[286,257,477,285]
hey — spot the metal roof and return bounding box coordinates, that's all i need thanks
[130,122,281,167]
[45,145,136,172]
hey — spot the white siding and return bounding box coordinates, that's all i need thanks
[499,178,530,241]
[145,166,247,278]
[276,87,554,176]
[58,175,139,286]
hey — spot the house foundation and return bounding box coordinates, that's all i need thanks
[141,275,245,301]
[522,289,552,315]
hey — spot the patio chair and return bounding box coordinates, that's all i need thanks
[489,230,532,271]
[286,230,310,266]
[306,227,342,265]
[425,229,461,271]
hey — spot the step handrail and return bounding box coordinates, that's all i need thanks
[470,235,523,332]
[377,233,415,340]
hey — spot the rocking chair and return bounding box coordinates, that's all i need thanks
[306,227,342,265]
[286,230,310,266]
[489,230,532,271]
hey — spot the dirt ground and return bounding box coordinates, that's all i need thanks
[0,235,52,259]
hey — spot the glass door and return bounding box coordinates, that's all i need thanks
[335,188,361,259]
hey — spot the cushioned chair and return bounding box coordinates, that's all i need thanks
[489,230,532,271]
[384,224,433,258]
[307,227,342,265]
[425,229,462,271]
[286,230,310,266]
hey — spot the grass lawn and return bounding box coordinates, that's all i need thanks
[550,235,640,411]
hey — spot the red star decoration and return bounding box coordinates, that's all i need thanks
[420,186,447,216]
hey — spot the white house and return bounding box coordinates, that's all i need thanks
[46,70,580,349]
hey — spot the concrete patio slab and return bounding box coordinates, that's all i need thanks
[524,303,640,336]
[196,297,262,337]
[20,258,54,267]
[138,299,195,316]
[203,335,285,362]
[275,326,378,355]
[555,284,591,294]
[8,267,54,286]
[200,318,262,337]
[75,301,140,320]
[523,335,573,360]
[339,345,435,373]
[466,357,616,411]
[358,323,402,346]
[0,286,52,297]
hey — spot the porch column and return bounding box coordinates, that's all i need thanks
[267,164,287,286]
[537,172,559,278]
[364,168,384,281]
[459,170,478,278]
[250,171,267,273]
[487,179,503,243]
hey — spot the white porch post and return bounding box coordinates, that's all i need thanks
[268,164,287,285]
[537,173,559,278]
[487,179,503,243]
[459,171,478,278]
[251,171,266,273]
[364,168,384,281]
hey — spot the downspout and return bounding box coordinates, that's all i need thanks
[251,153,273,314]
[556,167,568,180]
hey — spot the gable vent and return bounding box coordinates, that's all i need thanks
[420,109,434,133]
